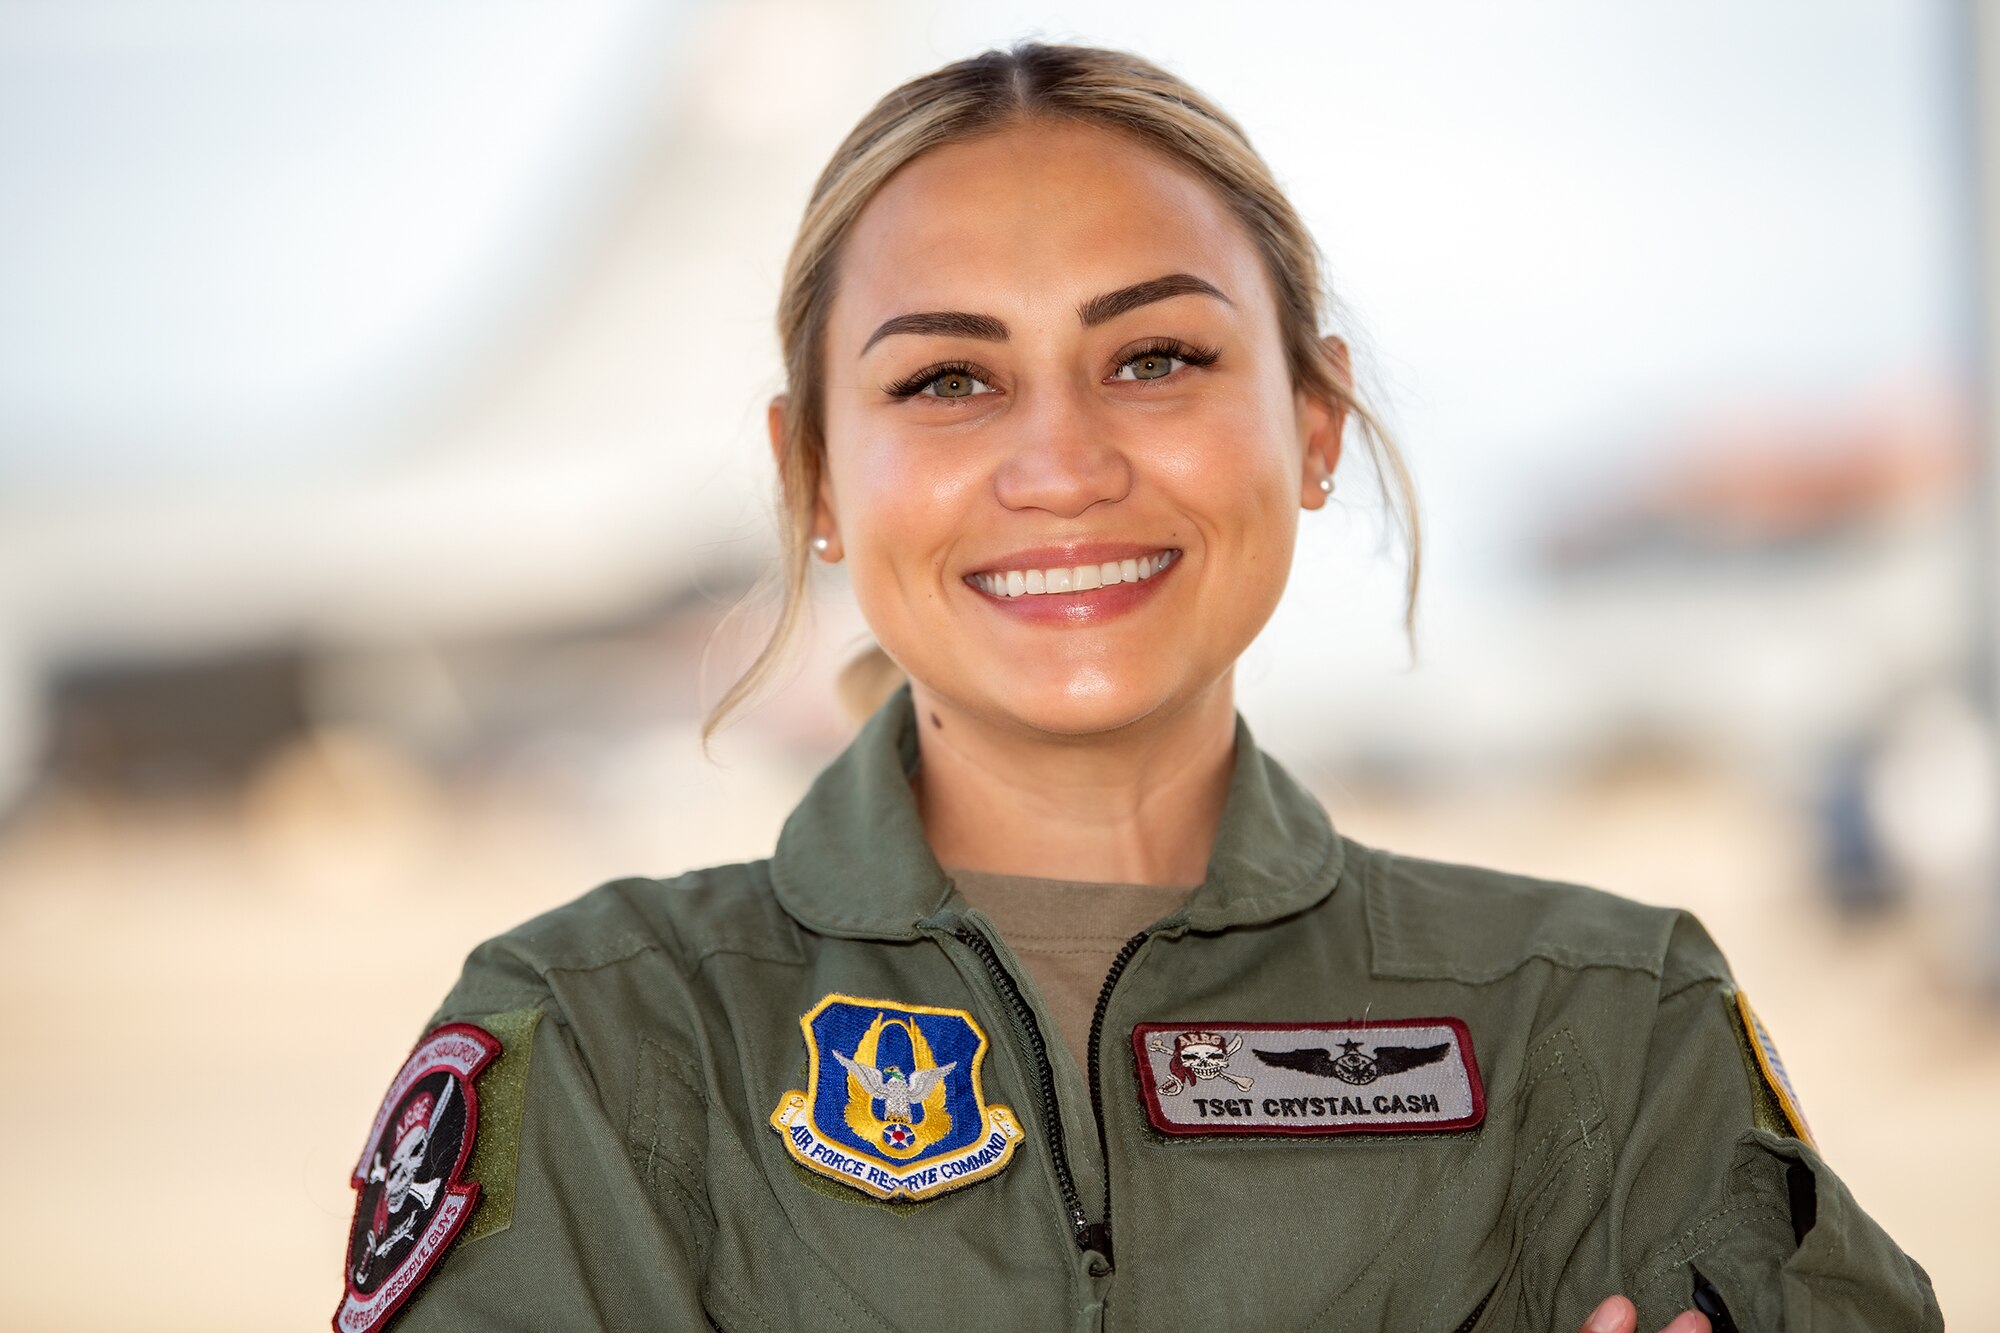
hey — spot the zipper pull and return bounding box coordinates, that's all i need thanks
[1082,1221,1114,1269]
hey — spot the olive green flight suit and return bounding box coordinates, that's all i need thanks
[377,684,1942,1332]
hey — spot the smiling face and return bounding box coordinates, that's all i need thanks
[809,118,1343,739]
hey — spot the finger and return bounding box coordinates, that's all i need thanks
[1654,1314,1712,1333]
[1581,1294,1637,1333]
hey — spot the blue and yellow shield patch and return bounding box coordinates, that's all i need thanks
[770,993,1022,1201]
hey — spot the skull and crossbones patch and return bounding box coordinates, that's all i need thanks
[1148,1030,1254,1097]
[335,1023,499,1333]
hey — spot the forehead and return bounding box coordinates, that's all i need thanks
[832,119,1270,348]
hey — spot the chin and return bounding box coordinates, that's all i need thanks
[962,662,1201,739]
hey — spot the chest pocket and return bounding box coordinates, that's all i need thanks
[628,1035,717,1267]
[627,1035,879,1333]
[629,1031,1071,1333]
[1297,1026,1609,1333]
[1474,1027,1611,1332]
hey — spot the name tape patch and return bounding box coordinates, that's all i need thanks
[1132,1018,1485,1136]
[771,993,1023,1201]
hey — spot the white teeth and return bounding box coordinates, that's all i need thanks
[972,549,1178,597]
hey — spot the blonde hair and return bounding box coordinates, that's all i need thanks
[702,41,1421,743]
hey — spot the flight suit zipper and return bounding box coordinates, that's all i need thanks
[1082,928,1150,1270]
[953,921,1154,1272]
[952,924,1094,1252]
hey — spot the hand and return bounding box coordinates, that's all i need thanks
[1580,1295,1711,1333]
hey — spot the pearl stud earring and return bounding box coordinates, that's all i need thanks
[1318,475,1334,495]
[811,535,830,555]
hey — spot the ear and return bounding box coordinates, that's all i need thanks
[768,392,843,561]
[1297,334,1351,511]
[765,393,789,470]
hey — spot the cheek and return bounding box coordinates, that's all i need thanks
[1155,383,1296,491]
[828,427,986,599]
[1148,397,1300,574]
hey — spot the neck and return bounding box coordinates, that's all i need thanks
[908,676,1237,886]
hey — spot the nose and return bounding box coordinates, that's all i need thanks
[991,381,1132,518]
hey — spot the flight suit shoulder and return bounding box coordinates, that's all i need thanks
[432,859,807,1020]
[1354,838,1731,992]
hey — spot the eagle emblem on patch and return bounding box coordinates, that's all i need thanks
[770,994,1023,1201]
[335,1022,499,1333]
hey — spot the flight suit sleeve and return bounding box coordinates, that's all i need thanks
[340,961,715,1331]
[1599,916,1943,1332]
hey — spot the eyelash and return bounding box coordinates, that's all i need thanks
[883,338,1222,400]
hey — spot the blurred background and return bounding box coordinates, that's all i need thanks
[2,0,1995,1327]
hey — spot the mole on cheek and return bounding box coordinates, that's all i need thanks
[930,712,943,729]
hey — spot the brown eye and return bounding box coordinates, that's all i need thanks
[930,370,984,398]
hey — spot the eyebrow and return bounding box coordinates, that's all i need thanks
[858,272,1232,356]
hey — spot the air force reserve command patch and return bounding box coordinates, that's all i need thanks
[335,1023,499,1333]
[1132,1018,1485,1136]
[771,994,1023,1201]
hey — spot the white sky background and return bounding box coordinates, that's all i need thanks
[0,1,1961,486]
[0,0,1971,767]
[0,0,694,482]
[927,1,1968,566]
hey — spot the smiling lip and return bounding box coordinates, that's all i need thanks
[967,541,1178,580]
[962,541,1182,626]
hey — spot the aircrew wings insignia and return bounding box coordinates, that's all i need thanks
[1254,1039,1451,1084]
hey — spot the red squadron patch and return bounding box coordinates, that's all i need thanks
[334,1023,499,1332]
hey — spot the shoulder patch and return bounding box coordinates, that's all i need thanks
[335,1023,500,1333]
[1132,1018,1485,1136]
[769,993,1023,1201]
[1731,990,1814,1146]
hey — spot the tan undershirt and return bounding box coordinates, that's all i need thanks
[946,866,1197,1079]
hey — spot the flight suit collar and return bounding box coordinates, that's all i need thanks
[769,683,1346,940]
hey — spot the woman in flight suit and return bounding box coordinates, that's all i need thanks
[334,41,1942,1333]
